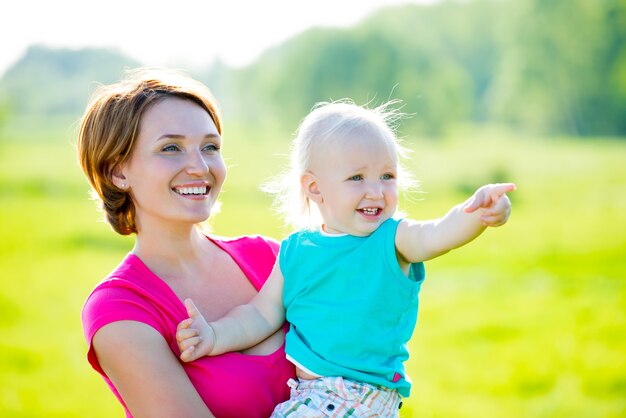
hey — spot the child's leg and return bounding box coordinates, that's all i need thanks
[271,377,402,418]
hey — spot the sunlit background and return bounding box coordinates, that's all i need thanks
[1,0,625,417]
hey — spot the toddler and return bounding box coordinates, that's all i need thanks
[176,100,515,417]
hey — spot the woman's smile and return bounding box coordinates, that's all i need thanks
[172,182,211,199]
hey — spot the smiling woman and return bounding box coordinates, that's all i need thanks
[76,67,295,418]
[110,98,226,230]
[77,69,223,235]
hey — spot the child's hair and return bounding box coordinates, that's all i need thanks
[264,99,416,229]
[77,67,222,235]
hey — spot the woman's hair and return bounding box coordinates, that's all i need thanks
[77,67,222,235]
[264,99,416,229]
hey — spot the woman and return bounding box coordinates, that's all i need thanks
[78,68,294,417]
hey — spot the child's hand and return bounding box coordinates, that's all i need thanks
[463,183,516,227]
[176,298,216,362]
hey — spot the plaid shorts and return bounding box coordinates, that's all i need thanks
[270,376,402,417]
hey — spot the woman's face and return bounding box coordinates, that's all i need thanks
[116,97,226,231]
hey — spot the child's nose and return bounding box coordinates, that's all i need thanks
[365,181,384,199]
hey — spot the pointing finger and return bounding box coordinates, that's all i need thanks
[489,183,516,199]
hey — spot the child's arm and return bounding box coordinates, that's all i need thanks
[395,183,515,263]
[176,261,286,362]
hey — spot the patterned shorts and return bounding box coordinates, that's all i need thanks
[270,376,402,417]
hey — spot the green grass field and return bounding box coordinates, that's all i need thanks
[1,124,624,417]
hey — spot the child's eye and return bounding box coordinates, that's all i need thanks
[348,175,363,181]
[381,173,395,180]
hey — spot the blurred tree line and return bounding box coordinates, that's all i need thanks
[0,46,140,118]
[1,0,624,138]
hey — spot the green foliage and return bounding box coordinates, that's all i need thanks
[0,98,9,129]
[486,0,626,136]
[230,10,479,135]
[1,124,625,417]
[224,0,626,137]
[1,0,625,138]
[0,44,140,117]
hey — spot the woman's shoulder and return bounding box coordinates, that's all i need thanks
[83,254,152,299]
[81,254,170,338]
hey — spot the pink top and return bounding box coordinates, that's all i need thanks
[82,235,294,418]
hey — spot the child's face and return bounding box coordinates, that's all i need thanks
[307,130,399,236]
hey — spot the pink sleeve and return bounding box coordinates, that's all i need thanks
[80,241,293,417]
[81,279,167,375]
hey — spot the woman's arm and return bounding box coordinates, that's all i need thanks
[177,261,286,362]
[93,320,214,418]
[395,183,515,263]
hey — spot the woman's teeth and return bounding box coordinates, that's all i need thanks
[174,186,207,195]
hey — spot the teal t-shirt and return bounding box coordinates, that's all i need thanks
[279,218,425,397]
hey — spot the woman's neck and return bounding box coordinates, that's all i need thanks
[132,221,211,274]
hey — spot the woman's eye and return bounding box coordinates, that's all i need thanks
[203,143,219,152]
[162,144,180,152]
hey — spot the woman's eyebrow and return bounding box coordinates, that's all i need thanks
[155,133,221,141]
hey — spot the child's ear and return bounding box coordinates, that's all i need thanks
[301,172,322,204]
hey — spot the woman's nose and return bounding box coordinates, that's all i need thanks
[185,149,209,176]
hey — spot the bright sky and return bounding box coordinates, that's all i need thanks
[1,0,438,77]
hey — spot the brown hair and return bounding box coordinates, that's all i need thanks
[77,67,222,235]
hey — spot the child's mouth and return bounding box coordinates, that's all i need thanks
[358,207,381,216]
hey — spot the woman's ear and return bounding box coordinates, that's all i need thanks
[111,163,128,190]
[301,172,322,204]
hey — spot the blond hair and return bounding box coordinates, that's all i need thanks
[264,99,416,229]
